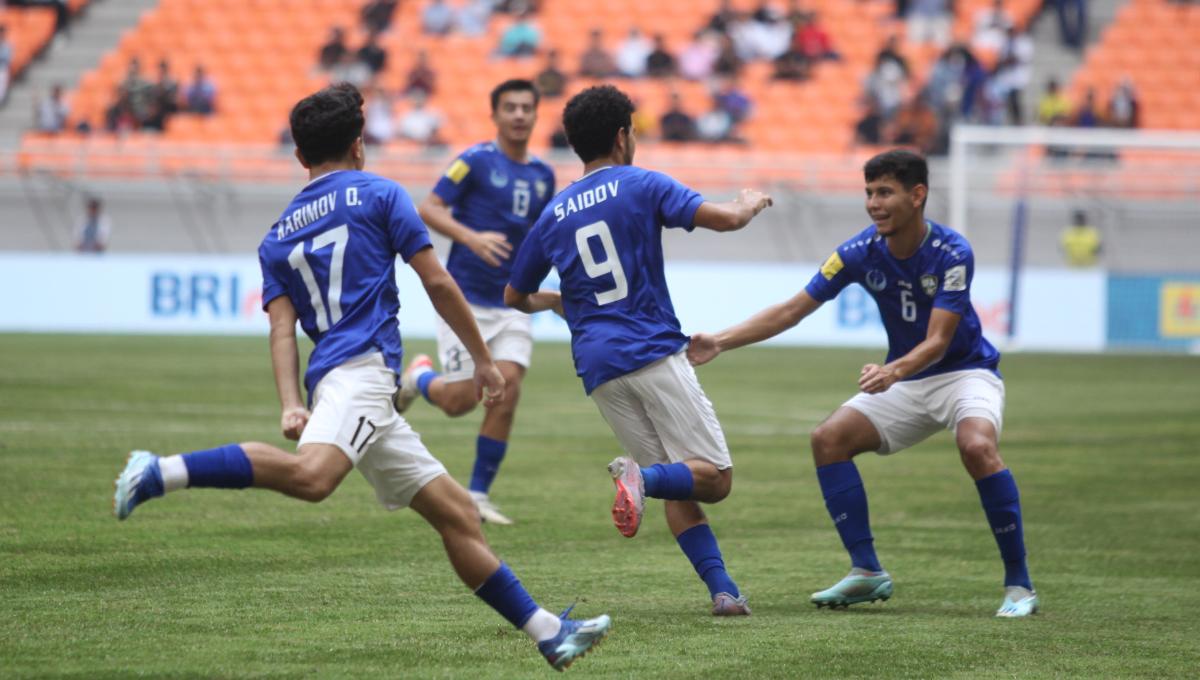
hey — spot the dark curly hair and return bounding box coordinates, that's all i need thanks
[863,149,928,192]
[490,79,540,112]
[562,85,634,164]
[289,83,364,166]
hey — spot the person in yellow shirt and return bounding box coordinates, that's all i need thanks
[1060,209,1102,267]
[1037,78,1072,125]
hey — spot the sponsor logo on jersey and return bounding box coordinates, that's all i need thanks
[534,180,548,199]
[865,269,887,291]
[820,251,844,280]
[490,169,509,187]
[445,159,470,183]
[921,274,938,297]
[944,265,967,291]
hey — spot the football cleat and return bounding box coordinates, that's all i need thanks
[537,608,611,672]
[607,457,645,538]
[470,491,514,526]
[711,592,751,616]
[811,569,893,609]
[995,586,1039,618]
[113,450,164,520]
[393,354,434,413]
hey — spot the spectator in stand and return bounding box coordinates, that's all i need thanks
[496,0,540,12]
[578,28,615,78]
[865,36,911,121]
[1036,78,1071,125]
[645,34,677,78]
[405,50,437,97]
[714,75,752,129]
[457,0,493,36]
[549,125,570,149]
[772,45,810,81]
[534,49,567,98]
[712,33,742,77]
[183,66,217,115]
[361,0,399,35]
[1072,87,1100,128]
[357,31,388,80]
[76,196,111,254]
[792,11,839,62]
[696,102,734,143]
[398,90,445,146]
[659,92,697,142]
[615,27,653,78]
[733,3,791,61]
[319,27,349,71]
[706,0,740,35]
[1060,209,1101,267]
[153,59,179,117]
[1051,0,1087,50]
[926,43,985,123]
[679,30,720,81]
[33,84,69,133]
[120,57,155,125]
[364,86,395,145]
[0,26,12,106]
[972,0,1014,54]
[497,6,541,57]
[907,0,953,48]
[422,0,455,35]
[887,91,940,155]
[854,99,884,146]
[991,26,1033,125]
[1108,77,1139,128]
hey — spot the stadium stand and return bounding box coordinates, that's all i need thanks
[1,0,91,78]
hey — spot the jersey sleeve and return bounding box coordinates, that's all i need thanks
[384,183,433,262]
[431,151,474,205]
[805,247,857,302]
[258,243,288,311]
[508,222,552,294]
[932,247,974,315]
[646,170,704,231]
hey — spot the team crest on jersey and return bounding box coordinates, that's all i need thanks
[534,180,547,199]
[490,169,509,187]
[921,274,938,297]
[865,269,887,291]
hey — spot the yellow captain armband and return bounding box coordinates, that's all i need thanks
[445,159,471,183]
[820,251,844,280]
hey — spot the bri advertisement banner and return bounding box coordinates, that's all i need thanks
[0,253,1105,352]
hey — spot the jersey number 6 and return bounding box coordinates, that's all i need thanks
[574,220,629,305]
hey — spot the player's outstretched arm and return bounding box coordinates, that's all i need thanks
[266,295,310,440]
[688,290,822,366]
[859,307,960,394]
[693,188,774,232]
[418,193,512,267]
[409,247,506,405]
[503,284,562,316]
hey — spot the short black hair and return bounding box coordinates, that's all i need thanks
[490,79,540,112]
[863,149,928,191]
[289,83,364,166]
[562,85,634,164]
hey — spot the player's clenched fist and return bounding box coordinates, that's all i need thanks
[281,407,310,440]
[738,188,774,215]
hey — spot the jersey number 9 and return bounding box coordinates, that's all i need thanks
[574,220,629,305]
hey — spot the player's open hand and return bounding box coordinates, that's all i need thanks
[738,188,774,215]
[281,406,310,441]
[859,363,898,394]
[470,231,513,267]
[475,362,507,407]
[687,333,721,366]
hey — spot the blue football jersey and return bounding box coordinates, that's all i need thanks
[805,220,1000,380]
[433,142,556,308]
[259,170,432,400]
[510,165,704,394]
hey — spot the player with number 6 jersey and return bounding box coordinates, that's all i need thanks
[505,85,773,616]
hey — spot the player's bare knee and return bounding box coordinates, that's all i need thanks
[291,461,338,502]
[959,436,998,468]
[442,390,477,417]
[811,424,852,465]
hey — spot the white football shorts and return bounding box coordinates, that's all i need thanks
[843,368,1005,455]
[436,303,533,383]
[300,352,447,510]
[591,350,732,470]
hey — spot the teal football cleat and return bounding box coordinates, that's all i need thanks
[113,450,164,520]
[995,586,1039,617]
[537,608,611,671]
[811,569,893,609]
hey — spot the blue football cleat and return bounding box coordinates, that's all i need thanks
[537,608,611,671]
[113,450,164,520]
[995,586,1039,617]
[811,569,893,609]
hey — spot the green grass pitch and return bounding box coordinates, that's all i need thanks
[2,334,1199,678]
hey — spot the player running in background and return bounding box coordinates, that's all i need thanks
[688,149,1038,618]
[113,84,610,670]
[393,79,556,527]
[504,85,773,616]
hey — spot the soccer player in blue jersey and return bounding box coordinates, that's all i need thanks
[503,85,774,616]
[392,79,555,527]
[688,149,1038,618]
[112,83,610,669]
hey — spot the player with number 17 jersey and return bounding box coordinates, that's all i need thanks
[258,170,429,400]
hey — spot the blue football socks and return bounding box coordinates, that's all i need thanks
[642,462,694,500]
[976,469,1032,589]
[677,524,740,599]
[816,461,883,573]
[474,563,539,629]
[470,435,507,495]
[417,370,439,403]
[181,443,253,489]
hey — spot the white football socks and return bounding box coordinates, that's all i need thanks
[522,608,562,643]
[159,455,189,493]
